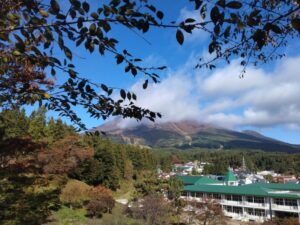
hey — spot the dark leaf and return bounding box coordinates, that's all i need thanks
[270,24,282,34]
[146,5,156,12]
[82,2,90,13]
[120,89,126,99]
[156,11,164,20]
[217,0,226,8]
[226,1,242,9]
[176,29,184,45]
[68,69,77,78]
[194,0,203,10]
[185,18,196,23]
[89,23,97,33]
[131,67,137,76]
[101,84,109,92]
[208,42,215,53]
[91,12,99,19]
[143,80,148,89]
[50,0,60,14]
[116,54,124,64]
[132,93,137,100]
[210,6,220,24]
[64,47,72,60]
[291,18,300,34]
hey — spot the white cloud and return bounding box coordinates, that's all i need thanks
[118,55,300,131]
[198,56,300,128]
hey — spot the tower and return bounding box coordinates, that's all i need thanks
[242,156,247,171]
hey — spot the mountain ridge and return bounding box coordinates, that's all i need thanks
[91,120,300,153]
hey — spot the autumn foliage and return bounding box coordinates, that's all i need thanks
[37,136,93,174]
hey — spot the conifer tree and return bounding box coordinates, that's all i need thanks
[28,107,47,141]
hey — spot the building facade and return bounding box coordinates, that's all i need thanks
[179,176,300,222]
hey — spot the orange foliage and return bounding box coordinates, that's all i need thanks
[37,136,93,174]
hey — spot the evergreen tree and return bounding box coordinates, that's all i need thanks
[0,108,29,140]
[45,118,70,143]
[28,107,47,141]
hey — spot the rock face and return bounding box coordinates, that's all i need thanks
[91,120,300,153]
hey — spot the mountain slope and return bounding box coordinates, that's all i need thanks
[92,120,300,153]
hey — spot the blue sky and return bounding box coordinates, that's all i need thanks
[44,1,300,144]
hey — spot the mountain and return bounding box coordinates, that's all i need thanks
[91,120,300,153]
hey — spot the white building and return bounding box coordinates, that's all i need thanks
[178,174,300,222]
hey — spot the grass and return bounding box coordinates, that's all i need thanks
[113,179,134,200]
[46,206,89,225]
[46,203,142,225]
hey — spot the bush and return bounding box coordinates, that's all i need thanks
[59,179,90,208]
[86,185,115,218]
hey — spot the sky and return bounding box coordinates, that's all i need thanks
[46,1,300,144]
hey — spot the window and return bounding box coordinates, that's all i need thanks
[274,198,284,205]
[181,191,187,197]
[213,194,221,199]
[207,193,213,199]
[196,192,203,198]
[224,205,233,212]
[285,199,297,206]
[226,195,232,200]
[254,197,265,204]
[246,208,254,215]
[246,196,254,202]
[190,192,196,197]
[232,195,242,202]
[232,206,243,214]
[254,209,265,217]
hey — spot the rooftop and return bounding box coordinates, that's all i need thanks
[224,168,237,182]
[184,183,300,199]
[176,175,222,185]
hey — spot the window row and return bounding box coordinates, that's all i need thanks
[246,196,265,204]
[245,208,265,217]
[273,198,297,206]
[224,206,243,214]
[225,195,242,202]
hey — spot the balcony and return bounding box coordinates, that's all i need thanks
[221,200,244,206]
[271,204,299,212]
[220,200,268,209]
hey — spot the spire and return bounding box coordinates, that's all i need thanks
[242,156,247,171]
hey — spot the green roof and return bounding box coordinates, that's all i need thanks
[224,169,237,182]
[176,176,222,185]
[195,177,223,185]
[176,176,203,185]
[246,182,300,191]
[183,183,300,199]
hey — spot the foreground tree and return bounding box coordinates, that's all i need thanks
[0,0,299,128]
[186,199,227,225]
[129,194,173,225]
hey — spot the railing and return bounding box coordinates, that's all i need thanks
[224,211,266,221]
[220,200,268,209]
[221,200,244,206]
[271,204,299,212]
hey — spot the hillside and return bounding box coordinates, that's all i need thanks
[92,120,300,153]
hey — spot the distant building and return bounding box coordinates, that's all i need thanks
[273,175,297,184]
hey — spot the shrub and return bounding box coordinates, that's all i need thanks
[59,179,90,208]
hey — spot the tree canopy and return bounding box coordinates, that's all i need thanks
[0,0,299,128]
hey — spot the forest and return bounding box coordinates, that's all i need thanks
[1,108,300,225]
[0,108,161,224]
